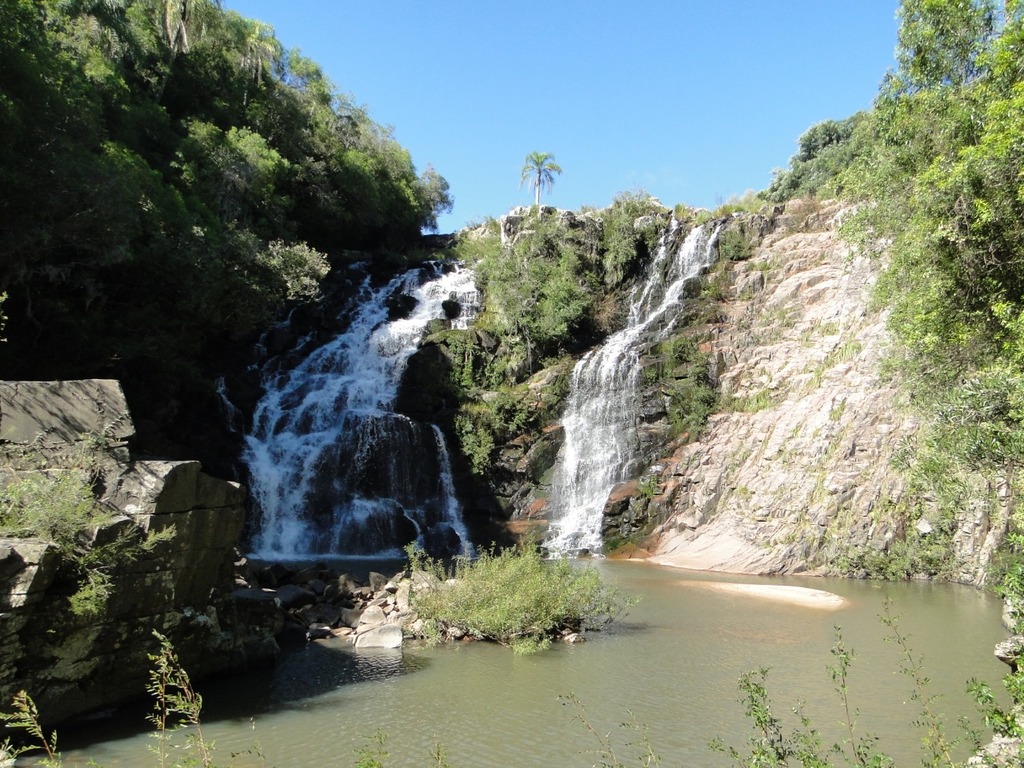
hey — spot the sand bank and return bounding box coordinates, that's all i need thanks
[683,581,847,609]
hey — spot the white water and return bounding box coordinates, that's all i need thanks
[546,221,720,555]
[244,263,478,559]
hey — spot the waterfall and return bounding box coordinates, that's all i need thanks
[244,262,477,560]
[546,220,720,555]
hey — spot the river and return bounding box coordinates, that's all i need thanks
[54,562,1007,767]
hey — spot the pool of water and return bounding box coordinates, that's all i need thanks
[52,562,1009,767]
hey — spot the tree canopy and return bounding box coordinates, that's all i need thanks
[0,0,452,450]
[833,0,1024,578]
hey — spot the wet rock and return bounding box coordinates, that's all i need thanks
[307,625,333,641]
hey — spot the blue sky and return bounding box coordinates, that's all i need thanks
[224,1,901,233]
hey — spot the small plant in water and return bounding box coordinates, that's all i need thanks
[147,631,214,768]
[560,692,662,767]
[407,542,628,653]
[0,690,62,767]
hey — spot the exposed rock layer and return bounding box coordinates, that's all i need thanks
[635,201,1002,581]
[0,380,279,724]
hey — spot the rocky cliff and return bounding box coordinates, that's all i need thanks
[626,201,1005,582]
[412,200,1008,583]
[0,380,280,724]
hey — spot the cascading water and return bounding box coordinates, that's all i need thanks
[546,220,720,555]
[244,262,477,560]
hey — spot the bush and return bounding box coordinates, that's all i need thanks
[0,467,107,548]
[409,545,627,654]
[0,459,169,617]
[600,191,667,288]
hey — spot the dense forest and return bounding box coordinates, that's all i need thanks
[0,0,451,450]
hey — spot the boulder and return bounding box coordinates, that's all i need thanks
[358,604,387,627]
[353,624,403,649]
[274,584,316,611]
[0,379,133,446]
[340,607,364,628]
[995,635,1024,671]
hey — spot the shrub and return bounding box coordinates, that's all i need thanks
[409,545,627,654]
[0,463,107,547]
[600,191,667,288]
[0,459,169,617]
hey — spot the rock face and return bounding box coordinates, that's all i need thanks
[632,201,1003,581]
[0,380,280,724]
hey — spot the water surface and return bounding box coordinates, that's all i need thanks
[55,563,1008,767]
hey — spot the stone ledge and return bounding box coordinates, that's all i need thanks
[0,380,133,445]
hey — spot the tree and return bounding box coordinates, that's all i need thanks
[890,0,996,94]
[520,151,562,208]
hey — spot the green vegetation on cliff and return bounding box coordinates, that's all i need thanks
[0,0,451,446]
[432,194,720,488]
[834,0,1024,584]
[454,192,671,377]
[757,0,1024,587]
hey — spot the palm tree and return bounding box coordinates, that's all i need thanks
[520,152,563,208]
[237,18,282,105]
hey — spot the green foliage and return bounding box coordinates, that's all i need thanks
[0,466,107,548]
[600,191,668,288]
[645,336,717,440]
[409,544,626,653]
[710,667,838,768]
[993,533,1024,632]
[880,605,973,767]
[0,0,451,444]
[765,114,872,203]
[0,458,172,617]
[713,614,991,768]
[450,372,563,478]
[722,388,778,414]
[828,0,1024,584]
[838,530,961,582]
[147,631,213,768]
[560,692,664,768]
[520,151,563,207]
[353,731,389,768]
[716,225,756,262]
[471,211,597,371]
[0,690,62,768]
[454,409,497,477]
[890,0,995,92]
[968,670,1024,750]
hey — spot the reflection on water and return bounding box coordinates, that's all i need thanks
[207,643,426,718]
[52,563,1008,768]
